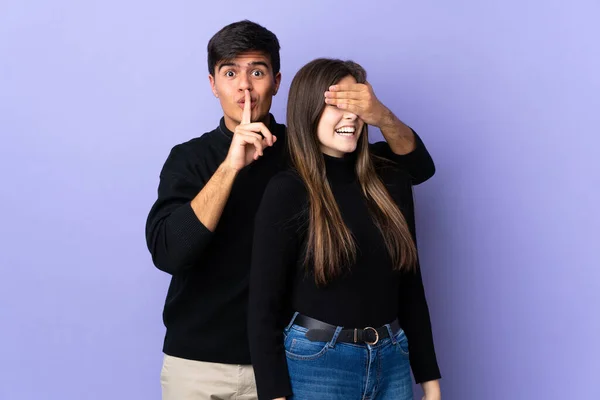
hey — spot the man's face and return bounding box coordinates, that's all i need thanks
[209,51,281,132]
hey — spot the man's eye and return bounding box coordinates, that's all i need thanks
[252,70,264,77]
[225,71,235,77]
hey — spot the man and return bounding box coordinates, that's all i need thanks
[146,20,439,400]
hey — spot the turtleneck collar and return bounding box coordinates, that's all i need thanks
[323,151,357,184]
[218,114,277,139]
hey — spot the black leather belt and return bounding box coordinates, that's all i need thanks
[294,314,401,346]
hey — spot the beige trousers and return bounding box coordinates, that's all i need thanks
[161,354,258,400]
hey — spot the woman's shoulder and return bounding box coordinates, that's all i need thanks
[256,170,308,229]
[266,169,307,194]
[259,169,308,213]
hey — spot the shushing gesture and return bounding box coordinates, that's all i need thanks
[225,90,277,171]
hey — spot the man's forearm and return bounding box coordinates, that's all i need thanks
[191,162,238,231]
[378,108,417,155]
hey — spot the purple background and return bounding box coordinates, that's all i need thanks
[1,1,599,399]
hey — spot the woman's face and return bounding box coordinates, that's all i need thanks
[316,75,365,158]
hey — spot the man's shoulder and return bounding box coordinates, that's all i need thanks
[272,120,287,135]
[171,127,223,156]
[164,127,229,171]
[159,125,227,179]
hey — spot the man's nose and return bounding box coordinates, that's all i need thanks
[238,74,253,91]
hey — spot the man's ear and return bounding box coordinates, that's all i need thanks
[273,72,282,96]
[209,74,218,97]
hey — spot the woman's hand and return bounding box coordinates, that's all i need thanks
[421,379,441,400]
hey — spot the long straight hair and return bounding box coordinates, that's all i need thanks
[286,58,417,285]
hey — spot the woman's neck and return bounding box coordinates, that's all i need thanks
[323,152,357,184]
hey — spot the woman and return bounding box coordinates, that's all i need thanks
[248,58,441,400]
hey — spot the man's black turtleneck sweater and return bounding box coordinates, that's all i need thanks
[145,115,287,363]
[146,115,435,366]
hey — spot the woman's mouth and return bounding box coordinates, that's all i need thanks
[335,126,356,137]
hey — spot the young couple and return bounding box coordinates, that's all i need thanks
[146,20,441,400]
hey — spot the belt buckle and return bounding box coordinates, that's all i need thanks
[363,326,379,345]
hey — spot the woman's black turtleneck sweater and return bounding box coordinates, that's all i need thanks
[248,146,441,399]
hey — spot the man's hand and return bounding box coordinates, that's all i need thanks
[224,90,276,172]
[324,82,391,127]
[325,82,417,154]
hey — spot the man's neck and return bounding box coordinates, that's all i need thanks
[224,113,271,133]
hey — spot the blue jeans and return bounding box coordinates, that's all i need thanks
[283,314,412,400]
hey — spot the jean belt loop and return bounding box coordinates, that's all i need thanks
[385,323,397,345]
[328,326,343,348]
[285,311,300,331]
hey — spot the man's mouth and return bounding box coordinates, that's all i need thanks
[238,99,257,108]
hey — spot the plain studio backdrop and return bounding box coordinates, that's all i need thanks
[1,1,598,399]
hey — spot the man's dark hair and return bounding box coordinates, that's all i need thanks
[207,20,281,76]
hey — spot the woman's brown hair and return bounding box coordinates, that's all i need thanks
[286,58,417,285]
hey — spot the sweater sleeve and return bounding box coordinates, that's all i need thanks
[370,128,435,185]
[397,184,442,383]
[145,144,214,275]
[248,172,306,400]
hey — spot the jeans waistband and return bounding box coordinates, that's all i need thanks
[288,313,401,346]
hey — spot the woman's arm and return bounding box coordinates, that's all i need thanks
[421,379,442,399]
[397,184,442,385]
[248,172,307,400]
